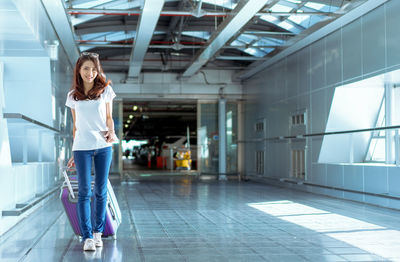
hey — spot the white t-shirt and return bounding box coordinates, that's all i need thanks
[65,85,116,151]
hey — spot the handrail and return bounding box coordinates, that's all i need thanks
[238,124,400,143]
[3,113,60,133]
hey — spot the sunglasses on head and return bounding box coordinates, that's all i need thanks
[80,52,99,58]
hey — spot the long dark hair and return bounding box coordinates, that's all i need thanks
[70,53,111,101]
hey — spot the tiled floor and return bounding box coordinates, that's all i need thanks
[1,174,400,261]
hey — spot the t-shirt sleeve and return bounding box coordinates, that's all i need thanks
[65,91,75,109]
[104,85,116,103]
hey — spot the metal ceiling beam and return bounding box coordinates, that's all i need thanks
[181,0,273,78]
[79,43,280,49]
[163,0,187,42]
[238,0,389,80]
[67,8,338,17]
[75,24,296,38]
[127,0,165,79]
[41,0,79,66]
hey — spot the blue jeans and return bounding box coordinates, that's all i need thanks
[74,146,112,240]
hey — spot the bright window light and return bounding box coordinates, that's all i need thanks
[248,200,399,260]
[366,97,386,162]
[288,14,310,25]
[269,4,293,13]
[286,0,301,3]
[319,73,385,163]
[202,0,237,9]
[368,138,386,161]
[237,34,258,43]
[305,2,326,10]
[52,95,56,121]
[182,31,210,40]
[74,0,113,8]
[279,21,295,31]
[259,47,275,54]
[229,40,242,47]
[260,15,278,23]
[122,140,148,151]
[242,47,265,57]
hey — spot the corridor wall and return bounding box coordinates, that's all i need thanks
[243,0,400,209]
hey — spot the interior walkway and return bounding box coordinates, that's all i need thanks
[0,174,400,262]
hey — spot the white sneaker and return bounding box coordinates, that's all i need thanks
[83,238,96,251]
[93,232,103,247]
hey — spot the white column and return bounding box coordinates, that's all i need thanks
[237,101,244,179]
[219,98,227,180]
[385,84,393,164]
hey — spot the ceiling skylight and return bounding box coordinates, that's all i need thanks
[286,0,301,3]
[181,32,211,41]
[288,14,310,25]
[305,2,326,11]
[269,4,293,13]
[260,14,279,23]
[279,21,295,31]
[201,0,237,9]
[74,0,113,9]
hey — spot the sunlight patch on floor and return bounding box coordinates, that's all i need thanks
[248,200,399,259]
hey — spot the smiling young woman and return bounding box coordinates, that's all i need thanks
[65,52,117,251]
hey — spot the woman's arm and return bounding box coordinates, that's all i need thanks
[67,108,76,168]
[105,102,116,143]
[71,108,76,139]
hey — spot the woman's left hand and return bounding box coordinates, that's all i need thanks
[104,130,117,143]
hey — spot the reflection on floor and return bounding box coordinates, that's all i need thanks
[1,174,399,262]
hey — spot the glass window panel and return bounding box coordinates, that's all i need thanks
[369,138,386,162]
[226,103,238,173]
[199,103,218,173]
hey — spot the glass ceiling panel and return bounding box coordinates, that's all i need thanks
[241,47,266,57]
[259,47,275,54]
[237,34,258,44]
[74,0,113,9]
[181,32,211,41]
[288,14,310,25]
[286,0,301,3]
[269,4,293,13]
[201,0,237,9]
[93,0,142,10]
[260,14,279,24]
[254,37,284,46]
[303,15,328,29]
[81,31,133,41]
[305,2,326,10]
[80,32,107,41]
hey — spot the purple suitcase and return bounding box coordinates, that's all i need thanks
[61,170,122,239]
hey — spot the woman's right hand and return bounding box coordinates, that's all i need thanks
[67,156,75,168]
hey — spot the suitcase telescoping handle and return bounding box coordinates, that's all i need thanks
[61,167,76,199]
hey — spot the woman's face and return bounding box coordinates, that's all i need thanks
[79,60,98,85]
